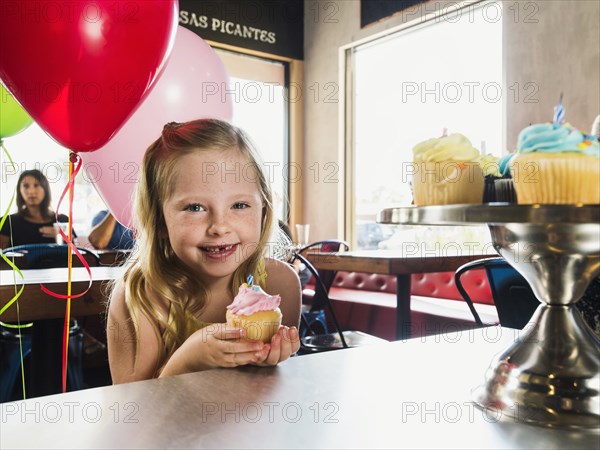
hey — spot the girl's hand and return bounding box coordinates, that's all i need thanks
[253,326,300,367]
[160,324,266,376]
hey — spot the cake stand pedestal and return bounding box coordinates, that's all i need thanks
[378,204,600,429]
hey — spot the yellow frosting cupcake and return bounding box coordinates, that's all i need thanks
[509,123,600,204]
[412,133,484,205]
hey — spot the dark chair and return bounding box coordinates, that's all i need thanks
[454,257,540,329]
[296,240,349,339]
[1,244,99,401]
[292,240,388,353]
[0,323,85,402]
[0,327,32,402]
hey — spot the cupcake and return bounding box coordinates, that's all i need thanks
[412,133,484,205]
[226,282,282,343]
[509,123,600,204]
[493,153,518,203]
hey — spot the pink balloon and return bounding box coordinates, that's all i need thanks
[81,27,233,228]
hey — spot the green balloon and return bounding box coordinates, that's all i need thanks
[0,84,33,139]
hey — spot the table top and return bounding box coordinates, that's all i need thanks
[378,204,600,225]
[1,328,596,449]
[0,266,124,285]
[0,266,124,321]
[306,250,496,275]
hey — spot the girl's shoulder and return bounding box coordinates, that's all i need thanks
[264,257,296,276]
[263,258,301,293]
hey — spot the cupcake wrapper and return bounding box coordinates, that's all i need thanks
[511,154,600,204]
[226,309,282,343]
[412,161,484,205]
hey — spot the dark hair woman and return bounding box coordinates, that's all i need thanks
[0,169,76,249]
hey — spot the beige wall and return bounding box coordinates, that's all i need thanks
[504,1,600,147]
[303,0,600,241]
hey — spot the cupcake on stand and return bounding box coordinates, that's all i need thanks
[411,129,484,205]
[509,95,599,204]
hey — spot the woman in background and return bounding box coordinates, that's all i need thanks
[0,169,75,249]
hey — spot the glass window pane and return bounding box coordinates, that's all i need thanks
[352,4,502,252]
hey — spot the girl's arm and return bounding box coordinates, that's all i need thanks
[109,279,271,380]
[159,324,265,377]
[108,260,302,380]
[107,279,161,383]
[162,260,303,374]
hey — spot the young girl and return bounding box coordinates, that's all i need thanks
[107,119,301,383]
[0,169,75,249]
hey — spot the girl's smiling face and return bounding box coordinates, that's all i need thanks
[162,148,264,282]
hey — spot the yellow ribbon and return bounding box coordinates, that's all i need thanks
[0,139,29,399]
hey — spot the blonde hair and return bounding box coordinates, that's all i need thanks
[123,119,274,374]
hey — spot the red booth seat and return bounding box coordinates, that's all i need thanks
[303,270,498,341]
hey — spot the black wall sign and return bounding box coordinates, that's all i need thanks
[178,0,304,60]
[361,0,429,28]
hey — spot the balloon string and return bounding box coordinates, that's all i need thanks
[63,155,74,392]
[39,153,92,299]
[35,152,90,393]
[0,139,31,400]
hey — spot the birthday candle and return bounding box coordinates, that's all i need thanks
[247,274,254,286]
[553,93,565,125]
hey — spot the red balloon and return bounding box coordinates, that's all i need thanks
[0,0,178,152]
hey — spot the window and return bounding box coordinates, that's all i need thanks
[348,2,503,252]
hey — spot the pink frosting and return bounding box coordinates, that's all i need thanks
[227,284,281,316]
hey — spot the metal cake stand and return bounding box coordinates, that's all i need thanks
[378,204,600,429]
